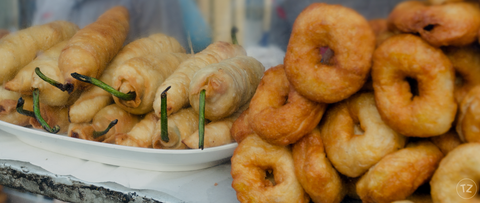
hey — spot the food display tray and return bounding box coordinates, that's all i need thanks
[0,120,237,172]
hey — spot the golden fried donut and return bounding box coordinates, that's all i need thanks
[372,34,457,137]
[430,143,480,202]
[369,19,397,47]
[442,45,480,103]
[388,1,480,47]
[231,134,309,203]
[229,108,253,144]
[319,92,406,177]
[430,129,463,155]
[248,65,326,146]
[284,3,375,103]
[428,0,464,5]
[456,85,480,143]
[292,127,345,203]
[356,140,444,203]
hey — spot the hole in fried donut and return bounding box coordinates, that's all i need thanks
[264,169,276,187]
[423,24,436,32]
[406,77,419,99]
[319,46,334,65]
[455,71,464,87]
[353,124,365,135]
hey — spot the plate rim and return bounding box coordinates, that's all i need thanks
[0,119,238,155]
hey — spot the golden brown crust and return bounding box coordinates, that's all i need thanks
[188,56,264,121]
[230,108,254,144]
[284,3,375,103]
[388,1,480,47]
[68,33,184,123]
[112,53,189,115]
[430,129,463,155]
[0,21,79,83]
[59,6,130,92]
[89,104,139,141]
[368,19,398,47]
[456,85,480,143]
[183,103,248,149]
[29,103,70,134]
[427,0,464,5]
[248,65,327,146]
[114,112,157,148]
[442,45,480,104]
[153,41,246,117]
[372,34,457,137]
[0,98,31,126]
[430,143,480,202]
[152,108,198,149]
[292,127,345,203]
[231,134,309,203]
[320,92,407,177]
[356,140,444,203]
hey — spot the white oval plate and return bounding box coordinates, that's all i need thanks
[0,120,237,171]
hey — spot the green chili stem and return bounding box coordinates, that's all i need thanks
[92,119,118,139]
[160,86,171,142]
[32,89,60,134]
[35,67,67,91]
[70,72,136,101]
[231,26,239,45]
[199,89,206,150]
[16,97,35,117]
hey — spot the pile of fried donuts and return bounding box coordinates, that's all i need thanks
[230,1,480,202]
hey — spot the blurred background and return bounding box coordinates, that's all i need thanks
[0,0,403,68]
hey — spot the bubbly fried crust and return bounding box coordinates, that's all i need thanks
[284,3,375,103]
[388,1,480,47]
[372,34,457,137]
[456,85,480,143]
[248,65,326,146]
[430,129,462,155]
[153,41,246,117]
[369,19,397,47]
[0,21,78,84]
[189,56,264,121]
[427,0,464,5]
[430,143,480,202]
[292,127,345,203]
[442,45,480,104]
[320,92,406,177]
[68,33,185,123]
[59,6,129,92]
[112,53,189,115]
[356,140,444,203]
[230,108,253,144]
[68,104,140,142]
[231,134,309,203]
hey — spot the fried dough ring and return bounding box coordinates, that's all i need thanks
[230,108,253,144]
[319,92,407,177]
[231,134,309,203]
[284,3,375,103]
[456,85,480,143]
[356,140,444,203]
[442,45,480,103]
[292,127,345,203]
[428,0,464,5]
[248,65,326,146]
[372,34,457,137]
[388,1,480,47]
[430,129,463,155]
[430,143,480,202]
[369,19,397,47]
